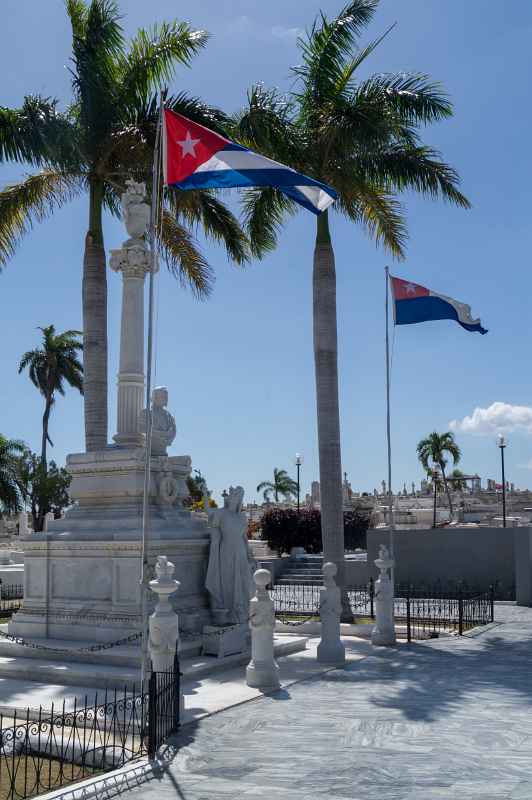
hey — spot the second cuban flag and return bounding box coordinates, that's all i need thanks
[391,276,487,334]
[162,108,336,215]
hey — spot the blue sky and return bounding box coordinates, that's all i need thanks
[1,0,532,502]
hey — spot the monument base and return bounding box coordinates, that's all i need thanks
[9,447,211,643]
[202,623,250,658]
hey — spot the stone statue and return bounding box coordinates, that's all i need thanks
[122,179,150,247]
[205,485,255,625]
[139,386,176,456]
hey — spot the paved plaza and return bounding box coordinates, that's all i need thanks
[116,604,532,800]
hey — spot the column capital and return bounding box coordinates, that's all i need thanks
[110,244,158,280]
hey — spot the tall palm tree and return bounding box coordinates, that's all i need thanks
[417,431,461,518]
[0,435,25,515]
[257,468,298,503]
[0,0,249,452]
[19,326,84,468]
[234,0,469,587]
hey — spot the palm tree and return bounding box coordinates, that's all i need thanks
[417,432,461,519]
[0,0,249,452]
[0,435,25,515]
[234,0,469,587]
[19,326,84,468]
[448,468,467,492]
[257,468,298,503]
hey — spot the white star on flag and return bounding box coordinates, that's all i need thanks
[405,283,417,294]
[177,131,200,158]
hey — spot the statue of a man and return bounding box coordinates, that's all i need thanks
[205,486,255,625]
[139,386,176,456]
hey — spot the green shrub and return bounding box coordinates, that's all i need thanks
[260,507,368,556]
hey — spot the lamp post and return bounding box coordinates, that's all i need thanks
[294,453,303,512]
[497,434,507,528]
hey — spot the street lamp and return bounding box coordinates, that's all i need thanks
[294,453,303,512]
[497,434,507,528]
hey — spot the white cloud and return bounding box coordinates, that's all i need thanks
[449,401,532,436]
[271,25,303,41]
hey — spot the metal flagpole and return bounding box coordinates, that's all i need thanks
[385,266,395,586]
[140,96,163,686]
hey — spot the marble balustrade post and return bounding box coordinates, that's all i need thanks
[317,562,346,664]
[246,568,280,689]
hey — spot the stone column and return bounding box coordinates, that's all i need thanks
[371,545,396,646]
[246,568,280,689]
[110,180,157,448]
[317,562,345,664]
[111,252,150,446]
[148,555,180,672]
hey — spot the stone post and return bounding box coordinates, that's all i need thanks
[110,180,158,448]
[17,512,28,537]
[371,545,396,646]
[246,568,280,689]
[148,555,180,672]
[317,562,345,664]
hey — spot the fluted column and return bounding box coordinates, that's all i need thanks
[111,254,150,447]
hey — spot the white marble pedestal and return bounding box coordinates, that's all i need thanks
[202,623,250,658]
[9,447,211,643]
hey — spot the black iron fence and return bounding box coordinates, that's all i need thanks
[395,583,494,642]
[0,585,23,619]
[0,655,180,800]
[147,652,180,759]
[271,580,494,640]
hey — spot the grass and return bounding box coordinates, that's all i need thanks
[0,755,100,800]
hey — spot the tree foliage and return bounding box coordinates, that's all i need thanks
[18,325,83,467]
[16,450,72,532]
[257,468,298,502]
[417,431,461,516]
[260,506,369,556]
[0,435,25,515]
[0,1,252,288]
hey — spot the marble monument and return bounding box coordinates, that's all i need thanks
[10,182,211,643]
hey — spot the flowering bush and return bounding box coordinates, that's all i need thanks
[260,507,368,556]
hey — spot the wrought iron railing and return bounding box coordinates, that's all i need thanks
[271,579,494,640]
[0,585,23,618]
[0,655,180,800]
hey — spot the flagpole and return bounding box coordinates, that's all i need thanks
[385,266,395,586]
[140,95,163,686]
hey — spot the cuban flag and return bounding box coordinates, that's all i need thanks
[162,108,336,215]
[390,276,487,334]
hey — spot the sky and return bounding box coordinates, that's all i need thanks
[1,0,532,503]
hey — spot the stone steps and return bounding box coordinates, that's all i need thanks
[0,634,308,691]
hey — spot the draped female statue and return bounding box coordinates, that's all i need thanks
[205,485,255,625]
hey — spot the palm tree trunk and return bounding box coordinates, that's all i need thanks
[83,179,108,452]
[440,463,453,519]
[313,211,349,616]
[41,395,52,469]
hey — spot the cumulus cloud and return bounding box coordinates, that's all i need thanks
[449,402,532,436]
[271,25,303,40]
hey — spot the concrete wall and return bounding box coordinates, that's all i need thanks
[367,527,518,593]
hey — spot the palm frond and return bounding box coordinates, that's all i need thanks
[168,190,249,266]
[232,85,298,163]
[69,0,124,154]
[119,23,209,106]
[0,172,83,267]
[355,145,470,208]
[333,23,396,98]
[159,210,214,298]
[0,96,79,168]
[354,72,454,125]
[335,177,407,258]
[295,0,378,106]
[240,187,297,258]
